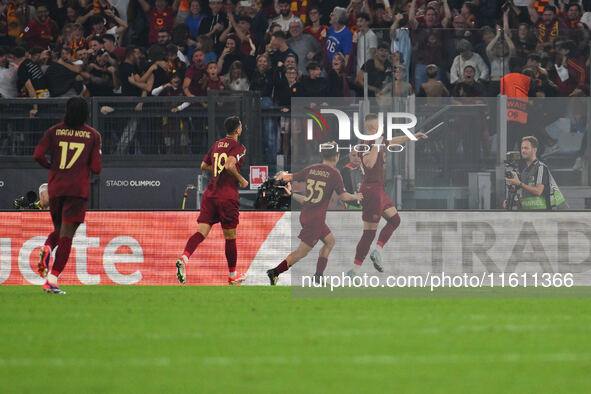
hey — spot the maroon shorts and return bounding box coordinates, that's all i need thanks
[360,185,394,223]
[298,220,331,247]
[198,196,240,229]
[50,196,87,224]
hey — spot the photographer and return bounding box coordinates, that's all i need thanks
[504,136,564,210]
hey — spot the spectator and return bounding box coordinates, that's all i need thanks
[355,12,377,74]
[151,73,191,153]
[451,64,486,97]
[224,59,249,90]
[379,65,414,100]
[409,0,451,29]
[17,46,49,118]
[19,4,59,49]
[119,46,145,97]
[474,26,495,67]
[271,0,301,32]
[487,14,516,91]
[514,23,537,58]
[89,35,104,55]
[327,52,353,97]
[103,33,125,62]
[157,28,172,47]
[301,61,327,96]
[417,64,449,97]
[45,47,83,97]
[340,151,363,209]
[183,49,207,96]
[238,0,268,53]
[553,40,587,96]
[198,0,229,51]
[57,2,82,28]
[217,33,255,77]
[250,53,276,166]
[529,4,563,50]
[3,0,34,44]
[273,65,302,158]
[138,0,180,44]
[286,18,319,74]
[390,12,412,78]
[460,1,478,28]
[186,0,206,39]
[196,34,218,64]
[269,30,298,74]
[200,59,225,93]
[450,39,489,84]
[85,11,127,45]
[355,41,393,97]
[86,48,118,96]
[304,6,328,44]
[220,15,256,56]
[0,45,18,98]
[325,7,353,64]
[561,2,590,46]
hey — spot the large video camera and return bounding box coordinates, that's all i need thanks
[504,151,522,210]
[255,178,291,210]
[13,191,39,210]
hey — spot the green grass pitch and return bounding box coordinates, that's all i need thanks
[1,286,591,393]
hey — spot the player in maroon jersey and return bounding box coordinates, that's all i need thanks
[266,143,363,285]
[175,116,249,285]
[348,113,427,277]
[33,97,102,294]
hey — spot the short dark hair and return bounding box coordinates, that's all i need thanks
[272,30,287,40]
[30,46,44,56]
[90,36,104,45]
[124,45,137,59]
[224,116,241,134]
[522,136,539,149]
[320,141,339,160]
[103,34,116,43]
[306,61,321,71]
[88,15,104,26]
[11,46,26,58]
[278,0,290,4]
[508,56,525,73]
[61,46,74,56]
[158,28,171,35]
[238,16,252,24]
[527,53,541,63]
[63,97,89,129]
[357,12,370,22]
[543,5,557,14]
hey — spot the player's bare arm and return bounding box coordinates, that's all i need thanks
[362,141,382,168]
[389,132,428,146]
[339,192,364,202]
[201,161,213,173]
[224,156,249,188]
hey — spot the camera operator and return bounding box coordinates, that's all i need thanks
[504,136,552,210]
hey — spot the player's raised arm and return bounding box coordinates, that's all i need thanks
[389,132,428,146]
[224,155,248,188]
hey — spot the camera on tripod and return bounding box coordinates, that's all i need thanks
[504,151,522,210]
[255,178,291,210]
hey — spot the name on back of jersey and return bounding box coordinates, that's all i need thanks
[55,129,92,139]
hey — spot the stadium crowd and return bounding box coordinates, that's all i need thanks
[0,0,590,102]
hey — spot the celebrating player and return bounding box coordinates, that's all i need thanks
[33,97,102,294]
[267,143,363,285]
[175,116,249,285]
[348,113,427,276]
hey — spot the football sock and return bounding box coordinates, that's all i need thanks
[316,257,328,275]
[50,237,72,277]
[225,239,237,272]
[354,229,377,267]
[377,214,401,248]
[229,271,236,278]
[275,260,289,274]
[45,230,59,249]
[183,232,205,258]
[47,273,58,285]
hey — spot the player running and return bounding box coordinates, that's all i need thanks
[347,113,427,276]
[33,97,102,294]
[267,143,363,285]
[175,116,249,285]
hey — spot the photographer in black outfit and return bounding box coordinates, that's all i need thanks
[504,136,564,210]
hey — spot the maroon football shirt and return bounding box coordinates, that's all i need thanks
[202,137,246,201]
[293,164,345,225]
[33,122,102,199]
[360,143,386,186]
